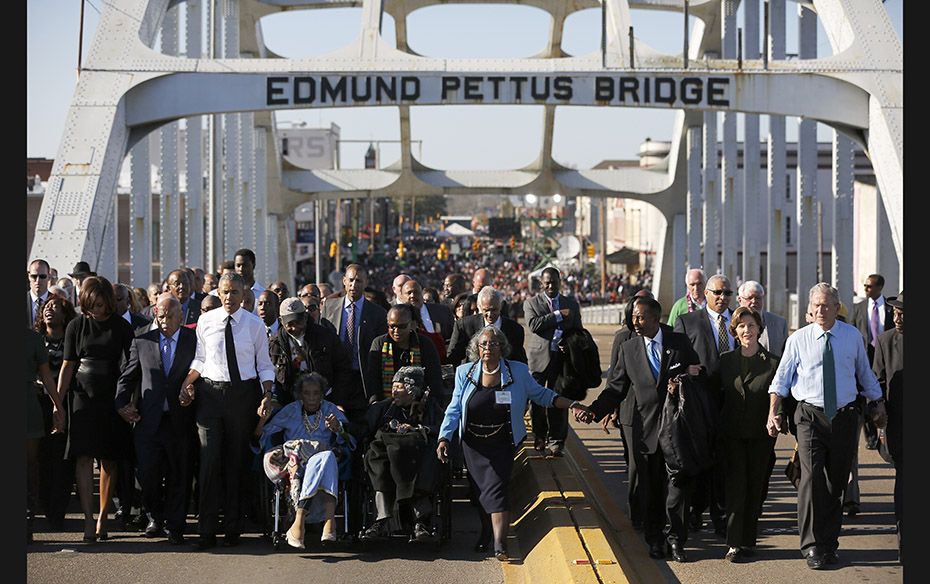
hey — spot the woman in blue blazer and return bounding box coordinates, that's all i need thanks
[436,326,588,560]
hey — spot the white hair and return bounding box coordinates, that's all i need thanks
[476,286,502,308]
[808,282,840,306]
[738,280,765,297]
[685,268,706,284]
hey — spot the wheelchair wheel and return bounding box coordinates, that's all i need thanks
[272,533,282,551]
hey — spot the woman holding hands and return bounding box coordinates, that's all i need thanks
[436,326,588,560]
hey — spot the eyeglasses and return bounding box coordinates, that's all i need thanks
[708,289,733,296]
[387,322,411,330]
[478,341,501,348]
[298,292,314,298]
[271,288,285,294]
[28,274,48,280]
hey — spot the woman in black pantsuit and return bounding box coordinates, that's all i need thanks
[715,307,780,562]
[56,276,134,541]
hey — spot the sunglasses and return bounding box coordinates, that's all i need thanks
[708,289,734,296]
[387,322,411,330]
[28,273,49,280]
[478,341,502,348]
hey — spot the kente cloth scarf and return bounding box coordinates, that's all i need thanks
[381,340,421,398]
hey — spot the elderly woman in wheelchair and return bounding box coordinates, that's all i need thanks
[361,366,444,543]
[260,371,355,550]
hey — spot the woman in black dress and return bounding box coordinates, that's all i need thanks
[56,276,134,541]
[436,326,588,560]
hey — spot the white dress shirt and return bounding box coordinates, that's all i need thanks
[419,304,435,333]
[190,307,275,385]
[868,296,887,334]
[706,306,735,352]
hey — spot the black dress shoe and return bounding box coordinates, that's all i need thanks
[688,514,703,531]
[222,533,240,547]
[193,535,217,550]
[844,502,860,517]
[145,519,167,538]
[823,549,839,565]
[533,438,546,452]
[668,541,688,562]
[865,436,879,450]
[494,541,509,561]
[648,542,665,559]
[805,548,825,570]
[168,532,185,545]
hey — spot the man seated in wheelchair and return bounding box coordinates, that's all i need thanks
[361,366,444,543]
[260,371,355,549]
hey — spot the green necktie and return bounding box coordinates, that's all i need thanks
[822,331,837,419]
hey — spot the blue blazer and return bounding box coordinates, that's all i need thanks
[439,359,558,447]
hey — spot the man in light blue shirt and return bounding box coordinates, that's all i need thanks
[767,283,887,570]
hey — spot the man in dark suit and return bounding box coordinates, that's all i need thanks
[400,279,455,344]
[115,294,197,544]
[167,269,201,325]
[873,291,903,562]
[674,273,735,536]
[524,267,582,456]
[579,297,703,561]
[114,283,152,333]
[321,264,388,415]
[850,273,895,450]
[440,273,467,309]
[447,286,527,366]
[600,289,654,530]
[27,258,52,328]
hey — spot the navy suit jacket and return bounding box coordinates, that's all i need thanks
[115,327,197,438]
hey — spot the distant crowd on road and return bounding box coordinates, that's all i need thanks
[26,252,901,570]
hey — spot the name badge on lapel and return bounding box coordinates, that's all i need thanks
[495,391,512,405]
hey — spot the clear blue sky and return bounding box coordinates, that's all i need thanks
[27,1,902,170]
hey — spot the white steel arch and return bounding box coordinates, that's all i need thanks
[29,0,901,312]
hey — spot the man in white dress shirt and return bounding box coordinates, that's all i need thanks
[180,272,275,549]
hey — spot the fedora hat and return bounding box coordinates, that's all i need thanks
[68,261,96,278]
[887,291,903,309]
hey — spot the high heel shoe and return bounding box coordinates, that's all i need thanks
[285,530,305,550]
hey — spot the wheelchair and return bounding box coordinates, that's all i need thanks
[258,432,356,551]
[355,431,453,549]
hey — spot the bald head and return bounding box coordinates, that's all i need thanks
[241,287,256,313]
[472,268,491,294]
[392,274,412,301]
[201,294,221,314]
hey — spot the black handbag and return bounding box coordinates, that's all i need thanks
[784,443,801,489]
[877,428,894,464]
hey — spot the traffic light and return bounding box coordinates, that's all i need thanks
[586,243,595,258]
[472,239,480,252]
[509,236,516,249]
[437,242,448,260]
[396,240,406,259]
[329,240,338,258]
